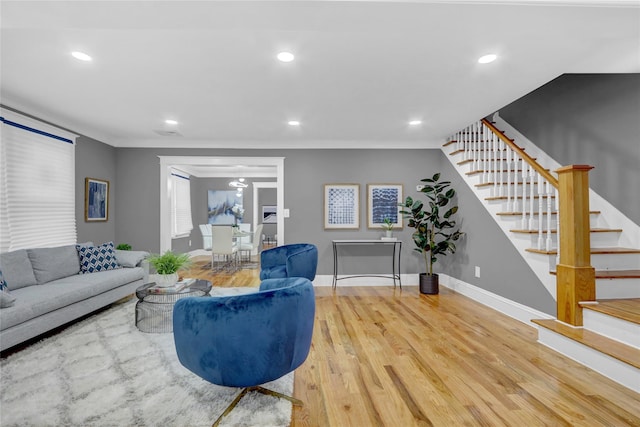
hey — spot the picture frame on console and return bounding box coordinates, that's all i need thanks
[324,183,360,229]
[367,183,403,229]
[84,177,109,222]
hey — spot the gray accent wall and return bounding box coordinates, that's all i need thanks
[499,73,640,225]
[75,135,117,246]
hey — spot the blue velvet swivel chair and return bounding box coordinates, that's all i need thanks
[173,277,315,426]
[260,243,318,281]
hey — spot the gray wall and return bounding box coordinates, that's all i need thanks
[112,147,556,314]
[75,135,117,246]
[499,73,640,225]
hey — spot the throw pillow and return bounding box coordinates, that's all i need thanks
[77,241,121,274]
[0,269,16,308]
[115,250,149,268]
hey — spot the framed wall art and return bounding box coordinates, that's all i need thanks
[367,183,403,229]
[324,183,360,229]
[262,205,277,224]
[85,177,109,222]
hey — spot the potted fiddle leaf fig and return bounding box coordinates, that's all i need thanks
[148,250,192,287]
[400,173,463,294]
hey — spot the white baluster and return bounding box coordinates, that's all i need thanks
[546,181,553,252]
[506,147,513,212]
[555,187,560,265]
[499,138,505,197]
[528,167,536,230]
[537,174,544,250]
[483,125,491,184]
[521,162,529,229]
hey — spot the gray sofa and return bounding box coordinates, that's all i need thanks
[0,242,148,352]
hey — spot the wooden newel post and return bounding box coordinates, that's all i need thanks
[555,165,596,326]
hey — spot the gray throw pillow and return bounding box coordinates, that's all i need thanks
[28,245,81,285]
[115,250,149,268]
[0,249,37,290]
[0,289,16,308]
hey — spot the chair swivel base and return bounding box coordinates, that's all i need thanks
[212,385,303,427]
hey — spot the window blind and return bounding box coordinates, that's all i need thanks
[170,171,193,238]
[0,110,77,252]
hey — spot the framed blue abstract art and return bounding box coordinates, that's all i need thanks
[367,183,403,229]
[324,183,359,229]
[85,177,109,222]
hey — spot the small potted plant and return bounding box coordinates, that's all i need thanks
[116,243,132,251]
[381,217,394,238]
[147,250,192,287]
[400,173,463,294]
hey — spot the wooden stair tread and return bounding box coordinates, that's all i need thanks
[457,157,537,165]
[527,247,640,255]
[442,140,456,147]
[467,168,549,175]
[511,228,622,234]
[532,319,640,369]
[550,269,640,279]
[580,299,640,324]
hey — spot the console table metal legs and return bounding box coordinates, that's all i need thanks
[332,240,402,288]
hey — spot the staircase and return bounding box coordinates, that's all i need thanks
[443,115,640,392]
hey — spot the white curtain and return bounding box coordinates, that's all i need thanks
[170,170,193,238]
[0,109,77,252]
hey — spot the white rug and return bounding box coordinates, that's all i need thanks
[1,287,294,427]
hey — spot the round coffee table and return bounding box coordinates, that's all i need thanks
[135,279,212,333]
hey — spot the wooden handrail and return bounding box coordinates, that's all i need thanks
[481,118,559,188]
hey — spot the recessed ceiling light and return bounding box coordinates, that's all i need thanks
[277,52,295,63]
[165,119,178,125]
[409,120,422,126]
[288,120,300,126]
[478,54,497,64]
[71,51,92,61]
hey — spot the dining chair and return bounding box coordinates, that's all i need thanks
[211,225,238,272]
[199,224,212,251]
[239,223,263,266]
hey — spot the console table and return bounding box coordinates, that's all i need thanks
[332,239,402,288]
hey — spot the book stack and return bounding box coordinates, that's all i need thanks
[148,278,197,294]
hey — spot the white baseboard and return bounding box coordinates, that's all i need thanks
[438,274,554,326]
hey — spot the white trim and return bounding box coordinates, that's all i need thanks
[158,156,285,252]
[439,274,554,326]
[583,308,640,349]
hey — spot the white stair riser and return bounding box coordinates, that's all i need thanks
[591,253,640,270]
[596,278,640,299]
[515,232,622,249]
[536,327,640,393]
[583,309,640,348]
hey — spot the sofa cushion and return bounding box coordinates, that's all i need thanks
[0,249,37,290]
[77,241,121,274]
[28,245,81,285]
[115,250,149,268]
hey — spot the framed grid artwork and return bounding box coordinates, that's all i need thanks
[367,183,403,229]
[324,184,360,229]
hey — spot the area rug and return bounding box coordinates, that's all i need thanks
[0,287,294,427]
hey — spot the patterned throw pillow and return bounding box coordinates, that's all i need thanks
[77,241,121,274]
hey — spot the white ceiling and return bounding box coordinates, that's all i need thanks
[1,0,639,150]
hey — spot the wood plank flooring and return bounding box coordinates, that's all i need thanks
[292,286,640,427]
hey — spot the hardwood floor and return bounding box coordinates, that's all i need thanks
[291,286,640,427]
[183,259,640,426]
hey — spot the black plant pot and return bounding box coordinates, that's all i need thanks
[419,273,439,294]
